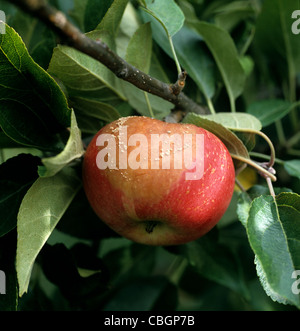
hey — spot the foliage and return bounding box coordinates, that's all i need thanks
[0,0,300,311]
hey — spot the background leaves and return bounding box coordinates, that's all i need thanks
[0,154,40,237]
[190,21,246,112]
[246,193,300,309]
[0,0,299,311]
[0,24,71,152]
[16,167,81,296]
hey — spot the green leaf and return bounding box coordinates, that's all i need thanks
[237,185,293,228]
[16,167,81,296]
[0,131,23,149]
[0,24,71,151]
[73,98,121,122]
[71,97,121,134]
[57,188,118,240]
[38,111,84,177]
[95,0,129,48]
[190,21,246,112]
[0,154,40,237]
[183,112,249,166]
[236,191,253,228]
[103,275,177,311]
[247,193,300,308]
[284,160,300,180]
[48,45,125,104]
[141,16,215,100]
[198,112,262,131]
[126,22,152,73]
[10,11,56,69]
[180,232,249,297]
[214,1,255,32]
[122,53,173,119]
[102,243,156,285]
[70,0,114,33]
[247,99,295,127]
[142,0,185,37]
[255,0,300,73]
[40,243,107,306]
[197,112,262,152]
[116,2,141,59]
[85,0,114,32]
[54,0,129,107]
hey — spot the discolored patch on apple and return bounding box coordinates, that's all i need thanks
[94,116,205,205]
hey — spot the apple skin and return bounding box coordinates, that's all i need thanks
[82,116,235,246]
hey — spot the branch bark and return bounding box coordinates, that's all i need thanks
[8,0,209,116]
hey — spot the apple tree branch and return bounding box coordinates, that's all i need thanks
[8,0,208,117]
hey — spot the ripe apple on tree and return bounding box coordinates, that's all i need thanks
[82,116,235,246]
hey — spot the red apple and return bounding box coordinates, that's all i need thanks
[82,116,235,246]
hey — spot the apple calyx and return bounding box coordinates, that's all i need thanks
[145,221,159,234]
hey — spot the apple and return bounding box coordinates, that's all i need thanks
[82,116,235,246]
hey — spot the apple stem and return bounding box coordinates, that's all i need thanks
[231,154,277,182]
[266,177,276,198]
[252,130,276,169]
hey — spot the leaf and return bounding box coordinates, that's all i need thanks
[142,0,185,37]
[10,10,56,69]
[116,2,141,58]
[40,243,108,305]
[190,21,246,112]
[247,99,295,127]
[180,231,249,297]
[95,0,129,48]
[284,160,300,180]
[255,0,300,73]
[0,130,23,148]
[85,0,115,32]
[196,112,262,152]
[141,15,215,100]
[60,0,129,105]
[0,24,71,151]
[122,53,173,119]
[70,0,114,33]
[102,275,177,311]
[57,188,118,240]
[71,97,121,134]
[0,154,40,237]
[214,1,255,32]
[247,193,300,308]
[183,112,249,166]
[48,45,125,103]
[16,167,81,296]
[237,185,293,228]
[199,112,262,131]
[38,111,84,177]
[126,22,152,73]
[103,243,156,286]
